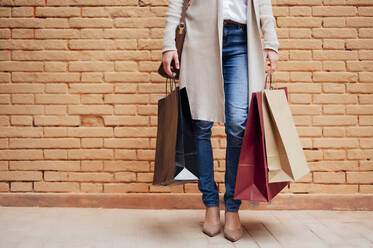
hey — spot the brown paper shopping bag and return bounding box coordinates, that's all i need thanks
[261,74,310,183]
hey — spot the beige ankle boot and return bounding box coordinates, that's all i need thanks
[202,206,221,237]
[223,211,243,242]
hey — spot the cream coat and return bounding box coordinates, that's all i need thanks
[162,0,279,123]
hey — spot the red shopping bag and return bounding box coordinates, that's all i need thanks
[233,90,290,202]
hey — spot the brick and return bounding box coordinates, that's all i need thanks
[12,7,33,17]
[46,0,138,6]
[81,160,103,171]
[313,72,357,82]
[69,18,113,28]
[69,39,137,50]
[68,149,113,159]
[0,7,10,17]
[82,72,104,82]
[13,72,80,83]
[104,138,149,149]
[69,84,113,94]
[67,127,113,137]
[35,29,80,39]
[12,29,33,39]
[313,94,357,104]
[104,94,149,104]
[11,116,33,126]
[346,127,373,137]
[0,171,42,181]
[81,95,104,104]
[114,105,137,115]
[81,138,103,148]
[81,183,103,193]
[68,105,113,115]
[12,94,33,104]
[312,6,357,16]
[105,72,150,82]
[36,7,81,17]
[360,138,373,148]
[44,62,67,72]
[1,40,67,50]
[323,127,345,137]
[115,84,137,93]
[290,183,358,194]
[0,29,10,38]
[69,62,114,72]
[323,150,346,160]
[314,172,345,183]
[34,116,80,126]
[290,105,322,115]
[0,62,43,72]
[45,105,67,115]
[9,138,80,148]
[10,182,32,191]
[309,160,358,172]
[104,160,149,172]
[323,105,345,114]
[9,161,80,171]
[359,94,373,104]
[322,83,345,93]
[104,183,148,193]
[114,172,136,182]
[115,61,138,72]
[0,127,43,137]
[35,94,80,105]
[312,115,357,126]
[346,105,373,114]
[347,172,373,184]
[114,127,156,137]
[104,116,149,126]
[104,29,149,39]
[0,149,43,160]
[347,149,373,160]
[82,7,153,17]
[0,0,44,6]
[114,17,164,28]
[360,116,373,126]
[313,138,359,148]
[68,172,113,182]
[348,84,373,93]
[34,182,79,192]
[312,28,357,38]
[0,18,69,28]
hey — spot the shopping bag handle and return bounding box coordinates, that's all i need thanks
[165,75,177,95]
[264,72,273,90]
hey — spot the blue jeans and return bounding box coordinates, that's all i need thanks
[192,22,248,212]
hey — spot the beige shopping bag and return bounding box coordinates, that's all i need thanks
[262,89,310,182]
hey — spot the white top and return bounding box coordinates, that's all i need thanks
[223,0,248,24]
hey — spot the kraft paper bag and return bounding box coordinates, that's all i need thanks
[262,89,310,183]
[153,77,199,186]
[262,88,294,183]
[233,92,289,202]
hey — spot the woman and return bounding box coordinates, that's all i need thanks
[161,0,279,242]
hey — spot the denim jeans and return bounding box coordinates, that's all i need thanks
[192,22,248,212]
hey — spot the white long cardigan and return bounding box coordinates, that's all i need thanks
[162,0,279,123]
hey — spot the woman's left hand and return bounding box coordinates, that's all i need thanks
[263,48,279,74]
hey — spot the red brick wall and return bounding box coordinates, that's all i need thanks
[0,0,372,196]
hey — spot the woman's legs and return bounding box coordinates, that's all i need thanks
[192,22,248,240]
[192,119,221,236]
[222,23,248,213]
[191,119,219,208]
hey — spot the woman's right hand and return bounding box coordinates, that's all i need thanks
[162,50,179,78]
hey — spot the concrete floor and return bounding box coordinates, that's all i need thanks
[0,207,372,248]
